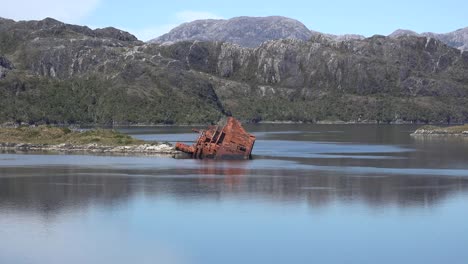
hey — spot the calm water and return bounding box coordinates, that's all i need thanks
[1,124,468,264]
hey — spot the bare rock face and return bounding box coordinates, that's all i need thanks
[163,36,468,97]
[150,16,314,48]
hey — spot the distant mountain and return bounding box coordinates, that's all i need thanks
[389,27,468,51]
[422,27,468,51]
[150,16,314,48]
[152,16,468,51]
[1,17,468,125]
[150,16,367,47]
[388,29,419,38]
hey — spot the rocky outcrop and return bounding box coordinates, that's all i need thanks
[412,129,468,135]
[411,125,468,136]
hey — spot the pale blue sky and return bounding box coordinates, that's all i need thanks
[1,0,467,41]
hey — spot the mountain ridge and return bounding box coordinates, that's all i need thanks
[0,16,140,43]
[151,16,468,51]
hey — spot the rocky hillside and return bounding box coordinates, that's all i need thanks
[389,27,468,51]
[0,17,225,125]
[1,17,468,125]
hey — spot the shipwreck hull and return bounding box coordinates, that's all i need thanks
[175,117,255,160]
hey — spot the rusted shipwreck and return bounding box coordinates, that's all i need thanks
[175,117,255,160]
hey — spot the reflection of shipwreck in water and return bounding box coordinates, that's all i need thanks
[175,117,256,160]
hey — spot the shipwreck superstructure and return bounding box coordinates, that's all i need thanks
[175,117,255,160]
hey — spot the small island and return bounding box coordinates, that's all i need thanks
[0,126,178,155]
[411,124,468,136]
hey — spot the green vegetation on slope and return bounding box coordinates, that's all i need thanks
[0,74,223,125]
[1,73,467,125]
[0,126,144,145]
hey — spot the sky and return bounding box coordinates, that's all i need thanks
[1,0,467,41]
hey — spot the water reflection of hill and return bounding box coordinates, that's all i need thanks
[1,166,467,217]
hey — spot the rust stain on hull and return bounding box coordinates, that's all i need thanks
[175,117,255,160]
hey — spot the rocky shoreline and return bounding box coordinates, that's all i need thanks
[0,142,181,156]
[411,126,468,136]
[1,121,461,128]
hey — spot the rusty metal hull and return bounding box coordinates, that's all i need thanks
[175,117,255,160]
